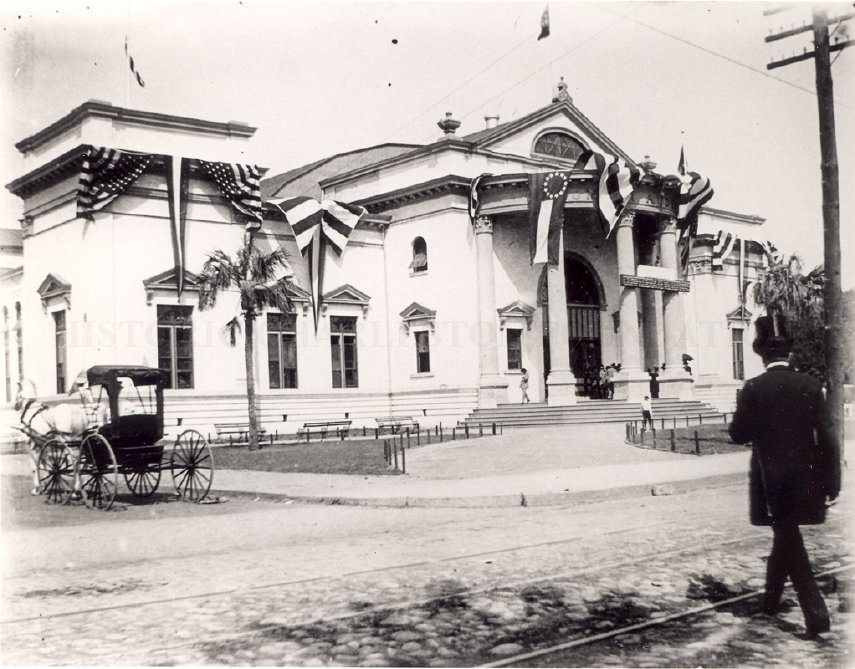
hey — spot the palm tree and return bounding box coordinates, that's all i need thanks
[754,253,823,327]
[754,252,826,378]
[197,240,293,450]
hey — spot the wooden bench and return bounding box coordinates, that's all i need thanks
[297,420,352,441]
[375,416,420,435]
[214,423,267,440]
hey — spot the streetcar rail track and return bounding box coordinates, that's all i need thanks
[478,563,854,668]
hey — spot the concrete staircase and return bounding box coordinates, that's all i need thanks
[461,398,726,430]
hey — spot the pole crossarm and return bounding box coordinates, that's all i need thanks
[767,40,854,70]
[765,12,853,42]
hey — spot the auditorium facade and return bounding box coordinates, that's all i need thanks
[2,84,773,431]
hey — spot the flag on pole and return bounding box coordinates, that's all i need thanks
[268,196,366,331]
[677,145,687,176]
[124,36,145,87]
[76,146,153,219]
[528,171,569,265]
[538,5,550,40]
[679,218,697,277]
[198,160,264,228]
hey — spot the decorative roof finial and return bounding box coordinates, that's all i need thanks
[437,112,461,137]
[640,155,658,174]
[552,76,572,104]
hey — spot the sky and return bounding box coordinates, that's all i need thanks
[1,0,853,286]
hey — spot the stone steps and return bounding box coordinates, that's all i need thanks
[462,398,726,428]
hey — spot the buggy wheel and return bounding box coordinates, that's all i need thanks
[124,464,161,498]
[171,429,213,502]
[36,439,75,504]
[78,433,118,511]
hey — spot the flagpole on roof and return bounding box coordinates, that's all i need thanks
[124,35,131,108]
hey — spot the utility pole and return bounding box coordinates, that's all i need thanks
[766,7,852,449]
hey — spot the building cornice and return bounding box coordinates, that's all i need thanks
[699,205,765,225]
[15,100,256,155]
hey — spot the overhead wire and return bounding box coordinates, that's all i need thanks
[594,4,854,112]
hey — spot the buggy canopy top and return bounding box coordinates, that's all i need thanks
[86,365,167,388]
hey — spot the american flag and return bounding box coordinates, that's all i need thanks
[198,160,263,227]
[77,147,152,220]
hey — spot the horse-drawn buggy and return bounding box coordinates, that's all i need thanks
[16,365,214,510]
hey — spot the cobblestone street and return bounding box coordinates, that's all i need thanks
[1,473,851,667]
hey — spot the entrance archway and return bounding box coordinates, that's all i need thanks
[539,254,604,397]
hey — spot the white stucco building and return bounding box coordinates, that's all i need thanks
[3,87,773,431]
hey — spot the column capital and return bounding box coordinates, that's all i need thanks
[616,210,636,229]
[661,215,678,234]
[474,215,494,234]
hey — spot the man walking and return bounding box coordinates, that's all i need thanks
[729,315,841,638]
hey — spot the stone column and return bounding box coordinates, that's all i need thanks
[545,232,576,405]
[613,211,647,401]
[660,216,693,398]
[616,212,641,373]
[474,216,508,408]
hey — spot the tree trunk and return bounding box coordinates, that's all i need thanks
[244,313,259,450]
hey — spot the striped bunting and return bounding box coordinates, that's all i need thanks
[598,157,639,238]
[268,196,367,331]
[711,230,738,270]
[198,160,263,227]
[468,173,491,223]
[678,171,714,223]
[76,146,153,220]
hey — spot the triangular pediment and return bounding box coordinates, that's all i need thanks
[399,301,437,320]
[322,283,371,305]
[464,100,634,166]
[142,267,201,291]
[726,304,753,321]
[285,283,312,302]
[37,273,71,298]
[497,300,536,330]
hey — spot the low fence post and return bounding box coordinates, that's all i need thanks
[670,429,676,452]
[363,425,367,437]
[417,428,421,446]
[306,428,311,444]
[652,429,657,448]
[660,417,665,431]
[492,422,497,436]
[375,427,379,440]
[479,423,483,437]
[426,428,431,445]
[452,427,456,441]
[400,443,406,474]
[699,413,703,425]
[383,440,389,465]
[464,423,470,439]
[694,430,701,455]
[440,423,444,441]
[393,442,399,470]
[406,428,411,449]
[686,416,690,428]
[673,416,677,430]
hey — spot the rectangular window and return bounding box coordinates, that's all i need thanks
[415,330,430,373]
[157,305,194,389]
[506,328,522,370]
[267,313,298,389]
[330,316,358,388]
[731,327,745,381]
[53,310,67,394]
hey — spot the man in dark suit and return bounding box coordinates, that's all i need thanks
[729,315,841,638]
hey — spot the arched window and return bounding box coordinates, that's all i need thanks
[533,132,586,161]
[410,237,428,273]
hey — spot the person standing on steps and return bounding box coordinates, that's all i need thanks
[640,395,653,431]
[729,315,841,639]
[519,368,530,404]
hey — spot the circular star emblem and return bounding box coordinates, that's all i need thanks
[543,172,569,199]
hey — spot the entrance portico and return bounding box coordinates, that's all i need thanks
[475,165,694,407]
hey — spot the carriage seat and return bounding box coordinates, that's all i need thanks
[100,414,163,446]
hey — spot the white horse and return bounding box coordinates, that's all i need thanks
[14,379,102,494]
